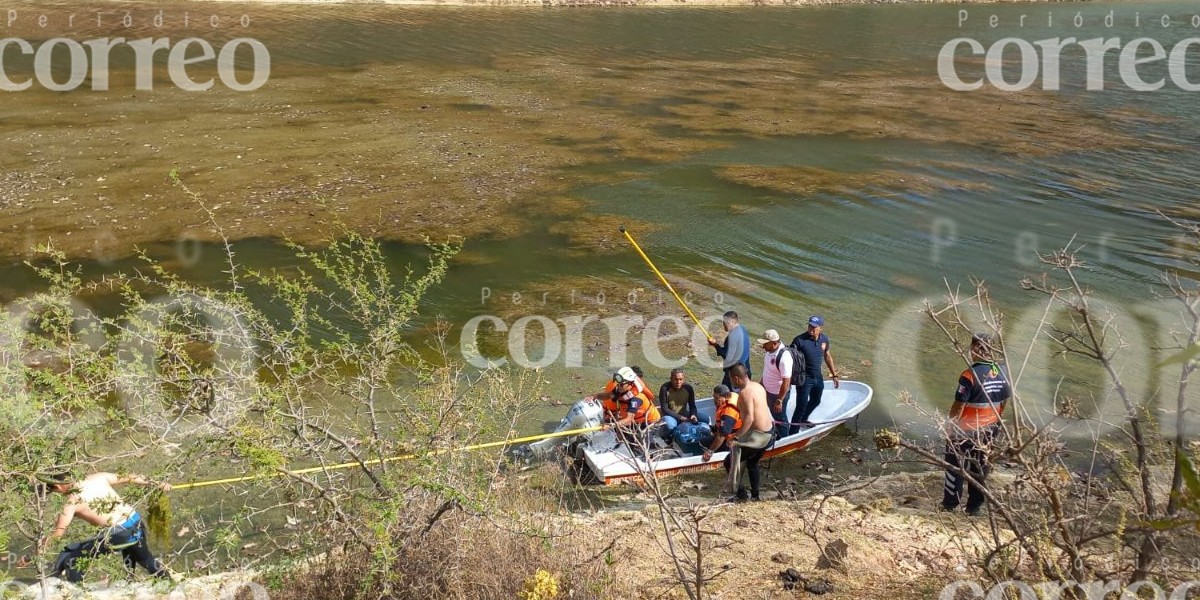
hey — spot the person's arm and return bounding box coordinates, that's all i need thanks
[39,501,77,553]
[776,353,792,400]
[823,341,839,389]
[606,397,640,430]
[601,401,622,428]
[767,351,786,412]
[735,400,754,439]
[947,401,966,420]
[703,415,736,459]
[596,389,617,424]
[602,410,628,429]
[998,368,1013,418]
[585,385,612,403]
[112,473,171,491]
[947,369,973,423]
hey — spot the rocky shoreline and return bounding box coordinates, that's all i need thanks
[12,571,259,600]
[5,470,1025,600]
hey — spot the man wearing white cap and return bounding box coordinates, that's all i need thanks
[757,328,793,438]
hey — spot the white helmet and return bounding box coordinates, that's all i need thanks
[613,366,637,384]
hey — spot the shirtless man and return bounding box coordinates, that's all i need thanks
[35,470,171,582]
[726,364,775,501]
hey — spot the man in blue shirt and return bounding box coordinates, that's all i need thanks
[707,311,752,390]
[789,315,840,433]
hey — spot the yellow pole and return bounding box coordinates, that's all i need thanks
[170,425,601,491]
[619,226,711,339]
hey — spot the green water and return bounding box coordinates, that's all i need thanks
[2,1,1199,518]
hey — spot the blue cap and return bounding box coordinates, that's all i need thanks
[808,315,824,327]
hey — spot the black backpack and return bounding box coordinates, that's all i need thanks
[776,345,807,388]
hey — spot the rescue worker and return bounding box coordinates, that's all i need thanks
[592,366,654,420]
[589,367,660,450]
[602,367,660,429]
[942,333,1011,516]
[702,385,742,476]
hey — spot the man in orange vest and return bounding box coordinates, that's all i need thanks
[942,333,1011,516]
[592,366,654,421]
[595,367,662,434]
[702,385,742,476]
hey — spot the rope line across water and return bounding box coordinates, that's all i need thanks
[169,425,601,490]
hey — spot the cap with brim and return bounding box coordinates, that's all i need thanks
[808,315,824,327]
[756,329,781,345]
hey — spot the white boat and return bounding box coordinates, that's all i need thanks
[528,380,873,485]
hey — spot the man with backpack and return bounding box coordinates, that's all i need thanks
[757,329,801,439]
[789,315,840,434]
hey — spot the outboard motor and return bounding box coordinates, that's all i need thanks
[524,397,604,459]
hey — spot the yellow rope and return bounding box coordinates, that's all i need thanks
[170,425,601,491]
[619,226,711,339]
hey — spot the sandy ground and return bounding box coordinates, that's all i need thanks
[564,470,1007,599]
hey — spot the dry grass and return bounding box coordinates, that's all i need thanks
[266,512,611,600]
[249,466,1000,600]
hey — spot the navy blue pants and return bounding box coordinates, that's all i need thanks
[767,391,789,439]
[942,427,997,512]
[791,377,824,433]
[52,522,167,583]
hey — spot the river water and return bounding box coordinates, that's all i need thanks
[2,0,1199,501]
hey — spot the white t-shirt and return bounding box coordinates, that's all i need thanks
[762,347,793,394]
[77,476,135,527]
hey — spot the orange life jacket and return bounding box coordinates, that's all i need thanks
[602,394,621,421]
[603,377,655,423]
[715,393,743,442]
[619,390,660,424]
[605,377,654,401]
[639,377,656,403]
[954,363,1009,431]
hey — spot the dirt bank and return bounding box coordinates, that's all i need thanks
[10,470,1016,600]
[564,470,1008,599]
